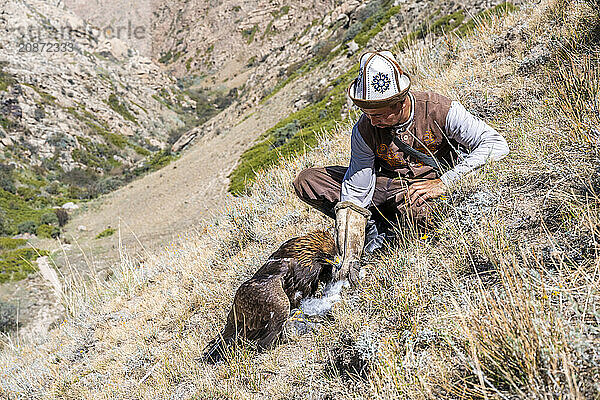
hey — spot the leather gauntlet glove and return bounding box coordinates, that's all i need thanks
[334,201,371,286]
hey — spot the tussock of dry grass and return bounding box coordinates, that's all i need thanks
[2,0,600,398]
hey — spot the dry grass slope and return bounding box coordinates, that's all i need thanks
[1,0,600,398]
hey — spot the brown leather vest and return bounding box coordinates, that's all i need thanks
[357,91,454,179]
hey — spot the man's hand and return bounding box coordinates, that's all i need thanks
[407,178,447,206]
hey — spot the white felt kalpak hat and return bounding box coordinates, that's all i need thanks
[347,51,411,109]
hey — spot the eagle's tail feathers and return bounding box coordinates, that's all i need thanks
[201,334,234,364]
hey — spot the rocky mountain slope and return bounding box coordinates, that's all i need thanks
[152,0,514,141]
[0,0,195,337]
[1,0,195,189]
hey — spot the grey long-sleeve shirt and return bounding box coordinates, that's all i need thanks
[340,101,509,208]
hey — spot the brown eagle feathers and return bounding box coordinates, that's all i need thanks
[202,230,339,362]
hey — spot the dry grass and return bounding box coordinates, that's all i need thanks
[2,0,600,398]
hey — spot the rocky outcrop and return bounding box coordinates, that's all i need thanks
[0,0,196,174]
[171,126,199,152]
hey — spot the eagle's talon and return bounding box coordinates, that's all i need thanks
[284,311,318,338]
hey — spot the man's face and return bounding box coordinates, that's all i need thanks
[361,100,406,128]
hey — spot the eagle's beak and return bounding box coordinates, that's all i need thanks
[326,255,342,271]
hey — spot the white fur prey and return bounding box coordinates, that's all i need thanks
[300,280,346,317]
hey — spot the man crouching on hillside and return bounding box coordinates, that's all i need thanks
[293,50,509,285]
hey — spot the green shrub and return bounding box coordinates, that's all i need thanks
[271,120,300,149]
[131,143,151,156]
[31,195,52,209]
[73,136,121,172]
[17,220,37,234]
[0,237,26,250]
[40,211,59,226]
[17,186,40,201]
[59,167,99,199]
[94,176,123,195]
[159,50,174,64]
[0,209,8,235]
[27,85,56,105]
[344,22,363,42]
[41,154,61,172]
[70,110,132,157]
[0,189,50,234]
[241,25,259,43]
[0,247,49,282]
[0,115,18,131]
[36,224,53,239]
[0,164,16,194]
[107,93,137,124]
[246,56,257,67]
[107,133,128,149]
[353,4,402,46]
[262,20,275,39]
[66,185,95,200]
[429,11,466,35]
[96,227,115,239]
[272,5,289,17]
[18,171,45,188]
[147,149,176,170]
[0,62,16,92]
[46,132,74,150]
[34,224,59,239]
[132,149,178,177]
[0,300,17,332]
[355,0,386,22]
[185,87,239,126]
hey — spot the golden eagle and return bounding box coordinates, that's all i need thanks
[202,230,339,362]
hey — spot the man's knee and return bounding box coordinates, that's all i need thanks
[293,168,319,199]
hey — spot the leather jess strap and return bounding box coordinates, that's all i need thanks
[391,135,451,172]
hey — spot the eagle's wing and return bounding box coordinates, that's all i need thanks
[232,259,294,349]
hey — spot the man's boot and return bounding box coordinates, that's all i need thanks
[365,219,386,254]
[334,201,371,286]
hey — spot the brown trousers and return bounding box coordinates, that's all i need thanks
[293,166,434,222]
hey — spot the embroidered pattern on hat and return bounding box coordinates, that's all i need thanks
[356,68,364,95]
[371,72,391,93]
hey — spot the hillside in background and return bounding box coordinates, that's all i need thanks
[0,0,195,186]
[1,0,599,397]
[0,0,201,247]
